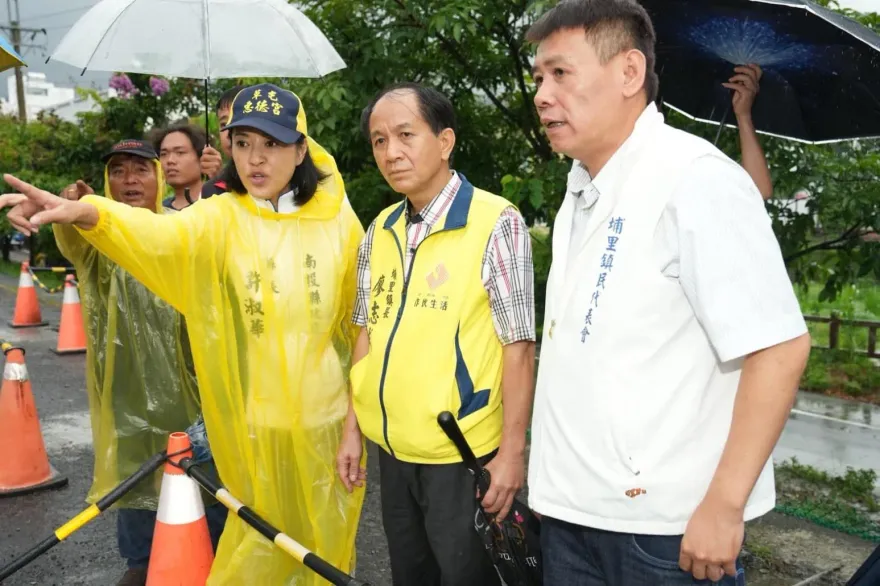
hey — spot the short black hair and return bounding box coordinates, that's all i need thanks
[150,122,207,156]
[216,85,245,114]
[360,82,456,142]
[527,0,659,104]
[217,130,328,207]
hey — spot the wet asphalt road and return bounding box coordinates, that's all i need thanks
[2,271,879,585]
[0,275,391,586]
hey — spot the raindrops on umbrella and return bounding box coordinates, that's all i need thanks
[687,18,819,70]
[642,0,880,143]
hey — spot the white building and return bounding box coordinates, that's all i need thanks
[1,72,115,122]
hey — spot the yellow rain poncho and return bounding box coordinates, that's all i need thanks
[53,161,203,510]
[73,101,366,584]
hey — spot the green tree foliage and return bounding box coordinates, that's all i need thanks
[0,1,877,299]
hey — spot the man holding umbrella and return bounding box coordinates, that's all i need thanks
[199,85,246,199]
[525,1,810,584]
[725,63,773,200]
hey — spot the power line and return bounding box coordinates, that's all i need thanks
[42,22,78,31]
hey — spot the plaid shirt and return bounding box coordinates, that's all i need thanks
[353,172,535,345]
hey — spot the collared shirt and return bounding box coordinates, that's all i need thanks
[566,162,600,266]
[563,103,806,362]
[353,171,536,345]
[251,190,300,214]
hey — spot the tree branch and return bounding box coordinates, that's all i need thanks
[784,223,863,263]
[495,19,552,160]
[390,0,547,157]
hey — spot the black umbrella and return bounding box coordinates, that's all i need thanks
[847,542,880,585]
[436,412,542,586]
[641,0,880,144]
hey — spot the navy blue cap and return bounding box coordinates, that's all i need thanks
[102,139,158,163]
[222,83,303,145]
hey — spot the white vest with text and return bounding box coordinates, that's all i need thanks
[527,109,776,535]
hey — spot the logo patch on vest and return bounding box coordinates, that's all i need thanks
[426,263,449,290]
[625,488,647,498]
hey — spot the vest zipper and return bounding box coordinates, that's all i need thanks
[376,225,456,457]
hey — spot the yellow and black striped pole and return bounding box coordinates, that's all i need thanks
[27,267,75,273]
[26,266,75,294]
[179,458,370,586]
[0,451,166,583]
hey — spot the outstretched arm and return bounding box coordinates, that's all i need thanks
[1,174,213,314]
[724,64,773,200]
[53,180,97,266]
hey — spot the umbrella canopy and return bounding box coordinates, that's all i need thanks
[641,0,880,144]
[437,412,543,586]
[0,32,25,73]
[847,542,880,586]
[48,0,345,79]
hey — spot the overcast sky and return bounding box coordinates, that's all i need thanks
[2,0,878,99]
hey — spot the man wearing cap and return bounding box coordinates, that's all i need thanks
[55,139,227,586]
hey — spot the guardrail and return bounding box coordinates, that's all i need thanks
[804,313,879,358]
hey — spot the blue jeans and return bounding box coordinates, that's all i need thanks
[542,516,746,586]
[117,504,228,569]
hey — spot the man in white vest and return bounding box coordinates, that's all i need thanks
[525,1,811,585]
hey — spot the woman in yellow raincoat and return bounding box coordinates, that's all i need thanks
[53,139,227,586]
[1,84,366,585]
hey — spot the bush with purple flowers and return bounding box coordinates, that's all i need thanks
[149,76,170,97]
[108,73,138,99]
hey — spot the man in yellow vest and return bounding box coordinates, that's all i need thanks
[337,82,537,585]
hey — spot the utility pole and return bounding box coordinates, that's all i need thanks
[6,0,25,122]
[3,0,46,123]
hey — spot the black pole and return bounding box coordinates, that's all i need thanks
[180,458,369,586]
[0,452,166,582]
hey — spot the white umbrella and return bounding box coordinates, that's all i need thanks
[48,0,346,79]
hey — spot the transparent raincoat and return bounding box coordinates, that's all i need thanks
[54,161,203,510]
[74,101,366,584]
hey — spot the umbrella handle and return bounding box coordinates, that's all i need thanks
[437,411,491,494]
[204,78,211,148]
[714,101,731,146]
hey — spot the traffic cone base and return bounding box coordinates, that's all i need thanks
[146,432,214,585]
[0,465,68,498]
[0,346,68,497]
[9,263,48,328]
[52,275,86,355]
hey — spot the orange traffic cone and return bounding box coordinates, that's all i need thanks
[8,262,48,328]
[51,275,86,355]
[146,432,214,586]
[0,344,68,497]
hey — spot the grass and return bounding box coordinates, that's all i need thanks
[774,458,880,542]
[801,349,880,403]
[795,280,880,403]
[0,258,65,291]
[797,281,880,322]
[797,280,880,354]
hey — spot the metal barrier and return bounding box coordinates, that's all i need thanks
[25,266,76,294]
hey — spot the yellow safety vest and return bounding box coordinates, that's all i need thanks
[351,177,511,463]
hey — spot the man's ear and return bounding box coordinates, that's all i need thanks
[621,49,647,99]
[439,128,456,162]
